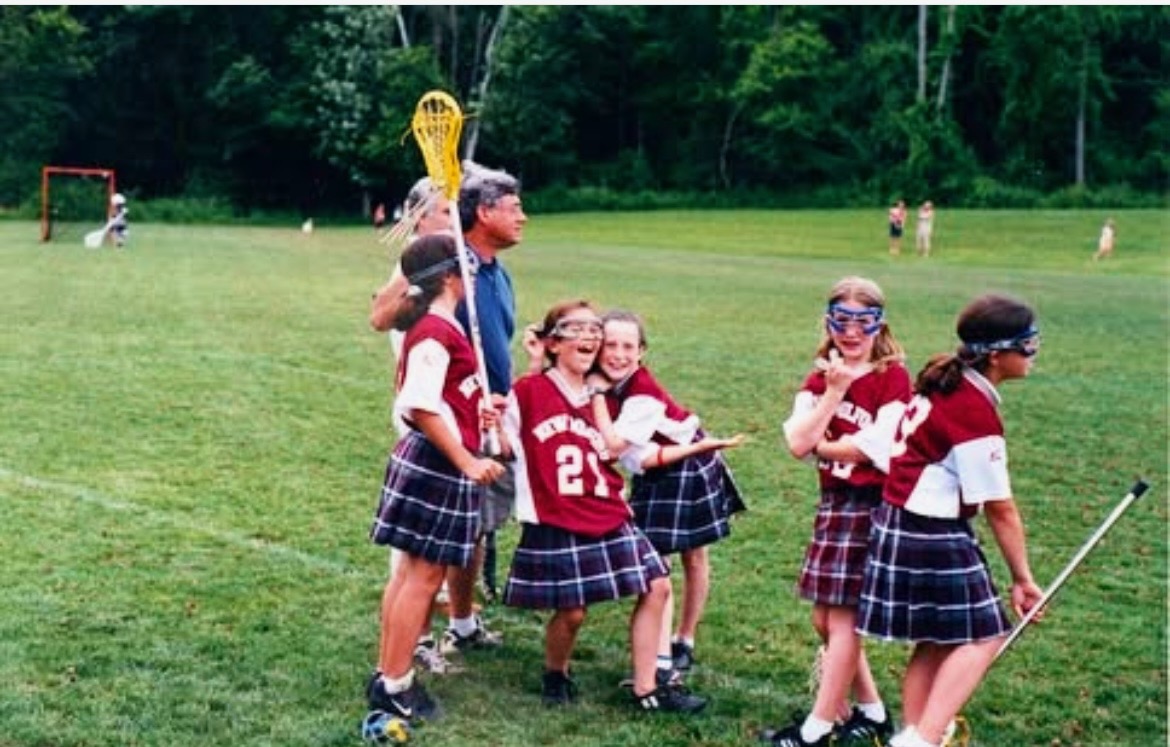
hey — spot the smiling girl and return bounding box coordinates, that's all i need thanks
[586,309,745,686]
[766,276,911,747]
[501,300,707,714]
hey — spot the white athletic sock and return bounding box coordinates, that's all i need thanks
[890,726,938,747]
[858,700,888,724]
[451,615,478,637]
[800,714,835,743]
[656,655,673,671]
[673,635,695,649]
[381,669,415,695]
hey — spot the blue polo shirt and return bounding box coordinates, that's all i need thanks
[457,243,516,395]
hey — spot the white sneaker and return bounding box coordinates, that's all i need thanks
[439,616,503,655]
[413,638,464,675]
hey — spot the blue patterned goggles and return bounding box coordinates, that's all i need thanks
[825,304,884,336]
[966,327,1041,358]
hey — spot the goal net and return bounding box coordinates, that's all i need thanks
[41,166,117,242]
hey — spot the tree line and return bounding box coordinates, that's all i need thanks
[3,6,1166,217]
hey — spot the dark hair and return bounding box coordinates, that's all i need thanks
[392,234,460,332]
[915,293,1036,395]
[458,162,520,229]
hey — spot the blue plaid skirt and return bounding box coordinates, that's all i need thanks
[503,522,669,610]
[856,502,1012,644]
[630,445,745,555]
[369,430,483,568]
[797,485,882,606]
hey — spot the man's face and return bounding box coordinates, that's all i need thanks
[478,194,526,249]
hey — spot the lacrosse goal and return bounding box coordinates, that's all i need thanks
[40,166,117,242]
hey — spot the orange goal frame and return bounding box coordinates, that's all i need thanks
[41,166,117,241]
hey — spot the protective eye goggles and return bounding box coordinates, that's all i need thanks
[551,318,604,341]
[825,304,884,336]
[966,327,1041,358]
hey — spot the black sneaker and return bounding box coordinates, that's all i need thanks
[632,683,707,714]
[835,707,893,744]
[757,714,831,747]
[619,668,685,690]
[366,672,441,724]
[671,640,696,672]
[541,669,578,706]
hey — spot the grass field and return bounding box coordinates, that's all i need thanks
[0,209,1165,747]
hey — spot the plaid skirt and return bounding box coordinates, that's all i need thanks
[856,502,1011,644]
[503,522,669,610]
[630,445,745,555]
[797,485,882,606]
[369,431,483,568]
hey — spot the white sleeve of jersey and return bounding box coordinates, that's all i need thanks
[617,442,658,475]
[954,434,1012,505]
[613,394,667,446]
[503,392,537,525]
[852,399,907,474]
[782,390,819,466]
[394,339,449,416]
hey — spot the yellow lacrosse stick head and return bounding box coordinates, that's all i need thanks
[411,91,464,200]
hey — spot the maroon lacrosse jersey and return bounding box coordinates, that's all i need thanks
[395,313,484,453]
[507,372,631,537]
[884,371,1010,520]
[799,363,912,488]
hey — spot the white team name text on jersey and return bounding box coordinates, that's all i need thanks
[458,375,479,399]
[532,414,610,457]
[834,401,873,428]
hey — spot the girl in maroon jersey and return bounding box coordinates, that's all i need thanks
[764,277,912,747]
[856,293,1045,747]
[585,309,746,687]
[500,299,707,713]
[365,234,504,724]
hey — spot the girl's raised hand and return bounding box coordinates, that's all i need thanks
[816,348,873,394]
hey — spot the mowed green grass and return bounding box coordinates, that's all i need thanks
[0,209,1165,747]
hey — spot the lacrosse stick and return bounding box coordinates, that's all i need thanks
[410,90,499,456]
[84,217,115,248]
[995,478,1150,659]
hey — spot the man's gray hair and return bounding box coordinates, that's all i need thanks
[459,161,520,228]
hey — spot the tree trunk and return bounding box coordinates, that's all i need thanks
[1075,36,1087,186]
[391,5,410,48]
[463,6,508,161]
[936,5,956,113]
[719,103,741,191]
[917,5,928,103]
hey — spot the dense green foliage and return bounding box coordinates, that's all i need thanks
[0,211,1165,745]
[3,6,1167,215]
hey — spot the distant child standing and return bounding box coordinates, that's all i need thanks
[587,309,746,683]
[764,277,911,746]
[501,300,707,713]
[915,201,934,257]
[1093,217,1116,261]
[366,233,505,724]
[110,193,128,248]
[856,293,1045,747]
[888,200,907,256]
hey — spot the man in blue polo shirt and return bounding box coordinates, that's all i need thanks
[438,163,528,654]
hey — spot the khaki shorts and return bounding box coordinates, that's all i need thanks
[480,461,515,535]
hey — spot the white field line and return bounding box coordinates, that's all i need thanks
[0,466,377,579]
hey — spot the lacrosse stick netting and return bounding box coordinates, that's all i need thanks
[409,90,500,455]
